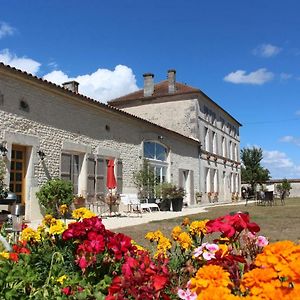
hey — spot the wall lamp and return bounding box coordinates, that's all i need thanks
[158,135,164,140]
[0,144,8,157]
[37,150,46,161]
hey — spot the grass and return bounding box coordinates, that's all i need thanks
[117,197,300,247]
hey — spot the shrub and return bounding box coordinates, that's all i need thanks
[36,178,73,217]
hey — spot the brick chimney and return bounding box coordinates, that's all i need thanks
[167,69,176,93]
[143,73,154,97]
[62,81,79,93]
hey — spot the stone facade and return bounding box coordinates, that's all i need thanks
[0,64,201,221]
[109,71,242,203]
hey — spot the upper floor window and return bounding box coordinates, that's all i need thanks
[144,141,168,162]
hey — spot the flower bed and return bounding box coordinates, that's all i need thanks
[0,208,299,299]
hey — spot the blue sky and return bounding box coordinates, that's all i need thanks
[1,0,300,179]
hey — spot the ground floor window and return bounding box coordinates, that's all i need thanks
[61,153,81,194]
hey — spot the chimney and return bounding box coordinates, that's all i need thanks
[62,81,79,93]
[167,69,176,93]
[143,73,154,97]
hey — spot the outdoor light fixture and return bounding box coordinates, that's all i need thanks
[37,150,46,161]
[0,144,8,157]
[158,135,164,140]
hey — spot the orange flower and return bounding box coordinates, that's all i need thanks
[190,265,231,295]
[189,220,208,236]
[182,217,190,226]
[171,226,182,241]
[177,232,193,250]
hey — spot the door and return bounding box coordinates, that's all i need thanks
[10,145,26,204]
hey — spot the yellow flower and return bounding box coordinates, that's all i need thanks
[72,207,95,220]
[131,240,146,252]
[189,220,208,236]
[0,252,9,259]
[57,275,68,284]
[43,214,54,226]
[177,232,193,250]
[49,220,66,235]
[145,230,163,242]
[155,236,172,258]
[59,204,68,216]
[182,217,190,226]
[171,226,182,241]
[21,227,41,242]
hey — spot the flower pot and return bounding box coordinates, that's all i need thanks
[159,199,171,211]
[73,197,86,209]
[171,197,183,211]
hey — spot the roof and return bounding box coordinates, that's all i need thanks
[109,80,200,103]
[0,63,199,144]
[108,79,242,127]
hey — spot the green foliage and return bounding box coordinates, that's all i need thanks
[276,178,292,199]
[241,147,270,193]
[155,183,185,200]
[36,179,74,217]
[0,158,8,200]
[133,160,156,199]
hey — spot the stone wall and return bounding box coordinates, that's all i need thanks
[0,69,200,220]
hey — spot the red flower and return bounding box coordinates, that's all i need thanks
[108,233,133,260]
[61,286,73,295]
[206,213,260,238]
[87,231,105,253]
[9,252,19,262]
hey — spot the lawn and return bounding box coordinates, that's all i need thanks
[117,197,300,247]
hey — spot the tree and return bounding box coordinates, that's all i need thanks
[133,160,156,200]
[276,178,291,199]
[0,158,8,199]
[241,147,270,194]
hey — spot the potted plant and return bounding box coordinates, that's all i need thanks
[155,182,173,211]
[195,191,202,204]
[73,194,86,208]
[170,186,185,211]
[36,178,74,217]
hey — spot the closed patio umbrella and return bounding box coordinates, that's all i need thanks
[106,159,117,190]
[106,159,117,215]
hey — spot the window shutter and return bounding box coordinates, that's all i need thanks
[189,170,194,204]
[116,159,123,193]
[178,169,184,188]
[95,157,106,195]
[61,153,71,182]
[87,154,96,196]
[73,155,79,194]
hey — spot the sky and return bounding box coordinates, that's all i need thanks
[1,0,300,179]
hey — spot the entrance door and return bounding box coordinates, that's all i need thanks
[9,145,26,204]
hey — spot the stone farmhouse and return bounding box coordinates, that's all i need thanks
[0,64,241,221]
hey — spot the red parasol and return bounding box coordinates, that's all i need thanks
[106,159,117,190]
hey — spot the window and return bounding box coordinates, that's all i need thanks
[212,131,217,154]
[204,127,209,151]
[61,153,81,193]
[222,137,226,157]
[143,141,168,184]
[86,155,123,196]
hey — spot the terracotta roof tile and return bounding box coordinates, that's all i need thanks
[109,80,200,103]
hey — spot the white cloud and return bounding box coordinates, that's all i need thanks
[224,68,274,85]
[262,149,300,178]
[280,135,300,146]
[0,22,15,39]
[43,65,139,102]
[280,72,292,80]
[0,49,41,74]
[253,43,282,58]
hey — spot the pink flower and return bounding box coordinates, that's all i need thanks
[178,288,197,300]
[256,235,268,247]
[203,251,216,261]
[193,243,207,257]
[205,243,219,252]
